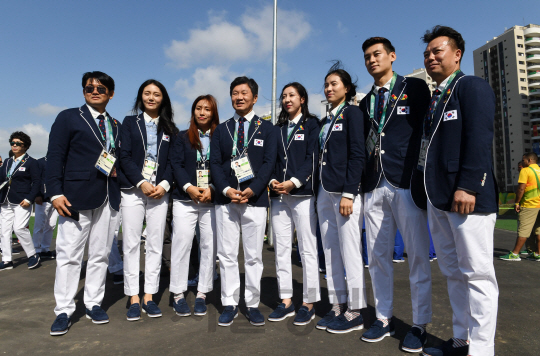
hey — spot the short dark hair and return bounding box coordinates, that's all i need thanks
[422,25,465,62]
[325,61,357,102]
[524,152,538,162]
[362,37,395,54]
[230,76,258,96]
[82,71,115,92]
[9,131,32,150]
[518,160,524,167]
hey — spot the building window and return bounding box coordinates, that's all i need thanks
[518,44,524,48]
[521,78,527,82]
[522,86,527,90]
[525,140,531,143]
[518,53,524,56]
[522,95,528,99]
[523,104,529,108]
[524,130,530,134]
[518,35,523,39]
[520,69,526,73]
[519,61,525,64]
[523,113,529,117]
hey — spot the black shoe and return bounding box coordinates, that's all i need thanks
[113,273,124,285]
[40,251,56,260]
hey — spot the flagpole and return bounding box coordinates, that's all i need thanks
[268,0,277,247]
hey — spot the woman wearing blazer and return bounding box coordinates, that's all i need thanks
[316,63,367,334]
[119,79,178,320]
[169,95,219,317]
[268,82,320,325]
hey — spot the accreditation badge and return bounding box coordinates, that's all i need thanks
[95,149,117,176]
[366,128,378,157]
[417,138,429,171]
[142,160,159,181]
[197,170,210,189]
[231,153,255,183]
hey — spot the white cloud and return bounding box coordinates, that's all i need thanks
[308,92,326,119]
[28,103,67,117]
[337,21,347,34]
[172,101,191,130]
[0,123,50,159]
[165,5,311,68]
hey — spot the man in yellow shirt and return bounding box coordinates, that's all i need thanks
[500,152,540,261]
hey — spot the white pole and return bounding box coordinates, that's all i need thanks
[268,0,277,247]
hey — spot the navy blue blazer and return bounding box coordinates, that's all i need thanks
[210,116,277,207]
[319,104,365,196]
[0,154,41,204]
[119,114,174,189]
[270,115,320,197]
[46,105,122,211]
[171,130,214,203]
[410,73,499,213]
[361,75,431,194]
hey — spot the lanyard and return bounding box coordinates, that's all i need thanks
[319,102,346,147]
[232,119,257,157]
[7,154,25,179]
[369,72,397,134]
[196,145,211,162]
[423,70,461,138]
[98,116,116,150]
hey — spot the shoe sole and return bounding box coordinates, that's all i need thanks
[85,315,109,324]
[249,320,265,326]
[316,324,327,330]
[0,266,14,271]
[293,313,316,326]
[126,316,141,321]
[326,324,364,334]
[499,258,521,261]
[173,307,191,317]
[361,330,395,342]
[50,321,71,336]
[402,345,423,353]
[194,311,207,316]
[268,311,295,322]
[392,260,405,263]
[142,309,162,318]
[218,312,238,326]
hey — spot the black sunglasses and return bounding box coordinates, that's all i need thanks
[10,141,24,147]
[84,85,108,95]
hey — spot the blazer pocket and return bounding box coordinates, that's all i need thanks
[65,171,91,181]
[447,159,460,173]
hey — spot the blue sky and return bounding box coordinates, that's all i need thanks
[0,0,538,158]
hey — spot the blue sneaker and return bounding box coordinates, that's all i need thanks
[361,319,395,342]
[194,298,207,316]
[218,306,238,326]
[142,301,162,318]
[85,305,109,324]
[402,326,427,352]
[173,298,191,317]
[316,310,337,330]
[422,339,468,356]
[126,303,141,321]
[247,307,265,326]
[28,254,40,269]
[0,261,14,271]
[326,314,364,334]
[293,305,315,326]
[268,303,295,322]
[50,313,71,336]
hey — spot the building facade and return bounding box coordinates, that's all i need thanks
[404,68,437,93]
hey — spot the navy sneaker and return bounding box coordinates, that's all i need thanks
[361,319,395,342]
[247,307,265,326]
[326,314,364,334]
[194,298,207,316]
[28,254,40,269]
[173,298,191,317]
[85,305,109,324]
[218,306,238,326]
[40,250,56,260]
[293,305,316,326]
[316,310,338,330]
[142,301,162,318]
[50,313,71,336]
[0,261,14,271]
[422,339,469,356]
[268,303,295,322]
[126,303,141,321]
[402,326,427,352]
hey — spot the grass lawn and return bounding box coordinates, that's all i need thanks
[495,219,517,232]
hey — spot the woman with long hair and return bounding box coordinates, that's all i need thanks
[316,62,367,333]
[119,79,178,321]
[268,82,321,325]
[169,95,219,317]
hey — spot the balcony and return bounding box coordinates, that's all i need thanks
[524,27,540,37]
[526,37,540,46]
[531,106,540,114]
[526,46,540,55]
[530,81,540,89]
[530,99,540,106]
[528,54,540,63]
[528,63,540,71]
[529,71,540,79]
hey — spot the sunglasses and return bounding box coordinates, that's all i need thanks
[10,141,24,147]
[84,85,108,95]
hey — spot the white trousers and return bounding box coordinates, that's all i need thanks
[364,178,432,324]
[216,203,267,308]
[271,195,320,303]
[33,201,58,253]
[121,188,169,296]
[428,204,498,356]
[1,202,35,262]
[317,187,366,309]
[170,200,216,294]
[54,202,117,316]
[108,211,123,274]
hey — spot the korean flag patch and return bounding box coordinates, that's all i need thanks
[254,139,264,146]
[294,134,304,141]
[162,134,170,141]
[397,106,410,115]
[333,123,343,131]
[443,110,457,121]
[19,167,26,172]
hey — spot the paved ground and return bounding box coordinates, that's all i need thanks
[0,228,538,355]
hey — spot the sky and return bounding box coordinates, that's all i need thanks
[0,0,538,158]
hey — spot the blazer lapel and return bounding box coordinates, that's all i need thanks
[136,113,147,151]
[9,154,27,179]
[382,76,406,130]
[286,115,304,150]
[79,105,105,146]
[432,71,466,137]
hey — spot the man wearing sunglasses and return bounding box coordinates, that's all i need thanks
[0,132,41,271]
[47,71,121,336]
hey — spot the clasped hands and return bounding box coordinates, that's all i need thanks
[187,185,214,204]
[140,182,166,200]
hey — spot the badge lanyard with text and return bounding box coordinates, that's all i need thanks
[95,117,117,177]
[229,119,260,183]
[196,143,211,188]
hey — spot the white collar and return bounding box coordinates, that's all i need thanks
[437,74,452,93]
[143,112,160,125]
[12,154,25,163]
[330,102,346,117]
[86,104,108,119]
[288,112,303,126]
[372,75,393,95]
[198,128,211,136]
[233,110,255,123]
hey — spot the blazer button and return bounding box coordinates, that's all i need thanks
[381,132,385,137]
[284,156,287,160]
[324,149,327,153]
[322,162,326,165]
[380,150,385,154]
[283,169,286,172]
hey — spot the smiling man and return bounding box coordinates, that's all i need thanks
[358,37,432,353]
[410,26,499,356]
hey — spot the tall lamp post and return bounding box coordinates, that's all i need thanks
[267,0,277,246]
